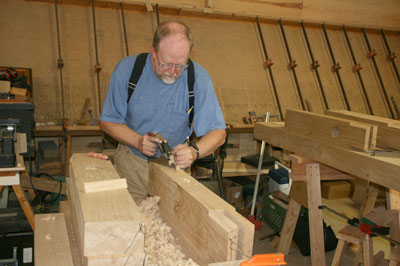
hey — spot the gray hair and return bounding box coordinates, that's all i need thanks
[152,21,194,52]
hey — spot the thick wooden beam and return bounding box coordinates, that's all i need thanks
[20,175,66,195]
[285,109,376,151]
[325,110,400,150]
[148,162,254,265]
[34,213,74,266]
[254,122,400,191]
[68,154,145,260]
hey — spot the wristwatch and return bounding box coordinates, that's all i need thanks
[189,141,200,160]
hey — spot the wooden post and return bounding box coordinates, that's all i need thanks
[276,198,301,254]
[306,163,326,266]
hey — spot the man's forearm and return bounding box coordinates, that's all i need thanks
[99,120,141,149]
[196,129,226,159]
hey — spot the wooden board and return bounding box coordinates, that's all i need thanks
[34,213,74,266]
[325,110,400,150]
[253,122,400,192]
[148,162,254,265]
[68,153,145,258]
[285,109,376,151]
[20,175,66,194]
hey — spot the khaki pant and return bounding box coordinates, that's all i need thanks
[112,144,149,203]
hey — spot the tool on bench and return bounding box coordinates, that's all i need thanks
[367,149,400,158]
[242,112,280,124]
[319,205,400,246]
[147,132,175,166]
[88,109,96,125]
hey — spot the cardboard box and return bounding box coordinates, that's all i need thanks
[0,80,10,93]
[224,180,243,204]
[321,180,351,200]
[10,87,27,96]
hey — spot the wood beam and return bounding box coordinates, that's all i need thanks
[285,109,377,151]
[68,153,145,260]
[20,175,66,195]
[26,0,400,31]
[34,213,74,266]
[148,162,254,265]
[325,110,400,150]
[253,122,400,191]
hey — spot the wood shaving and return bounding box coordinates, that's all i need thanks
[139,196,199,266]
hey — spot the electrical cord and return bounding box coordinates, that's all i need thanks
[28,170,63,212]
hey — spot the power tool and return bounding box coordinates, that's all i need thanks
[0,119,19,168]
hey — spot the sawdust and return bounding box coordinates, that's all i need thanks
[139,196,199,266]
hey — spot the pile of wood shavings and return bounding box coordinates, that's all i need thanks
[139,196,199,266]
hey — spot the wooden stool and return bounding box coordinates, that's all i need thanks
[331,225,373,266]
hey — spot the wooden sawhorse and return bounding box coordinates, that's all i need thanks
[0,155,35,231]
[276,154,379,266]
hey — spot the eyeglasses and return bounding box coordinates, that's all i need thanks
[155,53,188,71]
[159,62,188,71]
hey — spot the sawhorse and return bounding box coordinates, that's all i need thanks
[276,154,379,266]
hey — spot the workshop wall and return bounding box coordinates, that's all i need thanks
[0,0,399,125]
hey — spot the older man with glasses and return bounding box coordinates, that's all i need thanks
[100,21,226,203]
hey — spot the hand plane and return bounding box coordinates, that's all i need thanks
[147,132,175,166]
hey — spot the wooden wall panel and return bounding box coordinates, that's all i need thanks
[368,32,400,118]
[283,24,325,113]
[305,27,346,111]
[260,22,302,118]
[188,19,277,123]
[302,0,400,30]
[326,29,367,114]
[1,0,400,126]
[348,30,389,118]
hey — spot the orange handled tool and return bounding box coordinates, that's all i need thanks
[240,253,286,266]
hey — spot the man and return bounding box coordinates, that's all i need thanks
[100,21,226,202]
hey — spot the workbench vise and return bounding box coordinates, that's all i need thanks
[0,119,19,167]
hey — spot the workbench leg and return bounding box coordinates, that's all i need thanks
[66,135,71,177]
[12,185,35,232]
[331,240,346,266]
[306,163,326,266]
[359,183,379,218]
[362,235,373,266]
[277,198,301,254]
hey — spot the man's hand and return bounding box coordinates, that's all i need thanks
[139,134,162,157]
[172,144,196,169]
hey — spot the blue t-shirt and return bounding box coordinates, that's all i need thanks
[101,53,226,159]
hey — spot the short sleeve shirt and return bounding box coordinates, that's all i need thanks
[101,54,226,159]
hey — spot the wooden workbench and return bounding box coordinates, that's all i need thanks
[0,154,35,231]
[35,125,103,176]
[253,110,400,266]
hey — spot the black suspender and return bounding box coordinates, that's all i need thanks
[127,53,195,127]
[127,53,148,104]
[187,59,195,127]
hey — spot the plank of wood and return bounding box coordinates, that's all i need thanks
[285,109,376,151]
[34,213,74,266]
[306,163,326,266]
[68,153,145,258]
[325,110,400,150]
[83,178,127,193]
[277,198,301,254]
[254,122,400,191]
[20,175,66,195]
[148,162,254,265]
